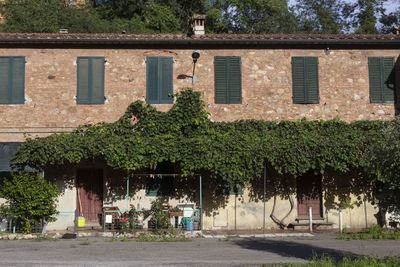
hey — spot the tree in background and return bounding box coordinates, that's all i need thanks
[365,118,400,217]
[0,0,126,33]
[0,172,60,234]
[213,0,298,33]
[379,1,400,33]
[294,0,349,34]
[345,0,387,34]
[0,0,398,34]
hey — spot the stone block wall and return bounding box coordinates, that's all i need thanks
[0,47,398,142]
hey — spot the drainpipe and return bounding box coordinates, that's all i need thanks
[263,163,266,233]
[41,169,47,236]
[126,171,130,211]
[363,186,368,228]
[199,175,203,231]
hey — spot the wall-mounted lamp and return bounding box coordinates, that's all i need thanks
[325,47,330,55]
[192,50,200,63]
[192,50,200,85]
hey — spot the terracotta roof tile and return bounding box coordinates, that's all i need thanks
[0,33,398,45]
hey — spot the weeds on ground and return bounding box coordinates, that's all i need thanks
[218,238,231,242]
[337,225,400,240]
[79,240,90,245]
[120,236,130,242]
[105,237,117,242]
[136,235,159,242]
[136,233,192,242]
[278,255,400,266]
[160,237,192,242]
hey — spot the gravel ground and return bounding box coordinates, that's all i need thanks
[0,233,399,266]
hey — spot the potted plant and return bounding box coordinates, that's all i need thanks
[168,206,183,217]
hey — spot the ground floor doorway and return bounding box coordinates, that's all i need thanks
[76,168,103,224]
[297,172,323,218]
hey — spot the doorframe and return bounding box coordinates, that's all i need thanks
[296,173,324,220]
[75,167,105,222]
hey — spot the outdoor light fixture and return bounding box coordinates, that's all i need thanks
[192,50,200,63]
[191,50,200,85]
[325,47,330,55]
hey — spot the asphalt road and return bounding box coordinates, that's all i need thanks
[0,234,399,266]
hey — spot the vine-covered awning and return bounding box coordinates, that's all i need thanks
[11,88,383,185]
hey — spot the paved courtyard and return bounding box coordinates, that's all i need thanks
[0,233,399,266]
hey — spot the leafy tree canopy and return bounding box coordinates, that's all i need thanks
[294,0,349,34]
[0,0,397,33]
[0,172,60,234]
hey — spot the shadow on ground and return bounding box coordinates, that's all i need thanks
[233,238,358,261]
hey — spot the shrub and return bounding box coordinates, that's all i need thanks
[0,172,60,233]
[150,199,170,230]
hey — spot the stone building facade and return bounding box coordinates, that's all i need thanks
[0,33,399,231]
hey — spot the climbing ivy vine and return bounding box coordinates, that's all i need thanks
[11,88,385,187]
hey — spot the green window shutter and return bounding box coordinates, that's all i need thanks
[292,57,306,104]
[146,56,159,104]
[90,57,105,104]
[160,57,173,104]
[11,57,25,104]
[77,57,89,103]
[369,57,383,102]
[0,57,25,104]
[383,57,395,102]
[292,57,319,104]
[214,56,242,104]
[228,57,242,104]
[214,56,228,104]
[146,56,173,104]
[77,57,104,104]
[0,57,10,104]
[305,57,319,104]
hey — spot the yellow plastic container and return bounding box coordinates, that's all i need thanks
[77,216,86,227]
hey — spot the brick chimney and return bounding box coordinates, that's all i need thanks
[192,14,205,36]
[394,25,399,36]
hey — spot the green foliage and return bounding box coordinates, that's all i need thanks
[365,117,400,215]
[11,88,384,184]
[214,0,298,33]
[150,199,171,230]
[294,0,349,33]
[282,255,400,266]
[11,88,400,212]
[0,0,394,34]
[0,172,60,234]
[337,197,357,210]
[338,225,400,240]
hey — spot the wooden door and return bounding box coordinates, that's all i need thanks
[297,172,323,218]
[76,168,103,223]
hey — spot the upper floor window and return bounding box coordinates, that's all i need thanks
[214,56,242,104]
[77,57,105,104]
[0,56,25,104]
[291,57,319,104]
[146,56,173,104]
[368,57,395,103]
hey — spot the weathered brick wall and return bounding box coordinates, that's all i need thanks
[0,48,398,141]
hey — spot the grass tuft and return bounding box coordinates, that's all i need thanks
[338,225,400,240]
[279,255,400,266]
